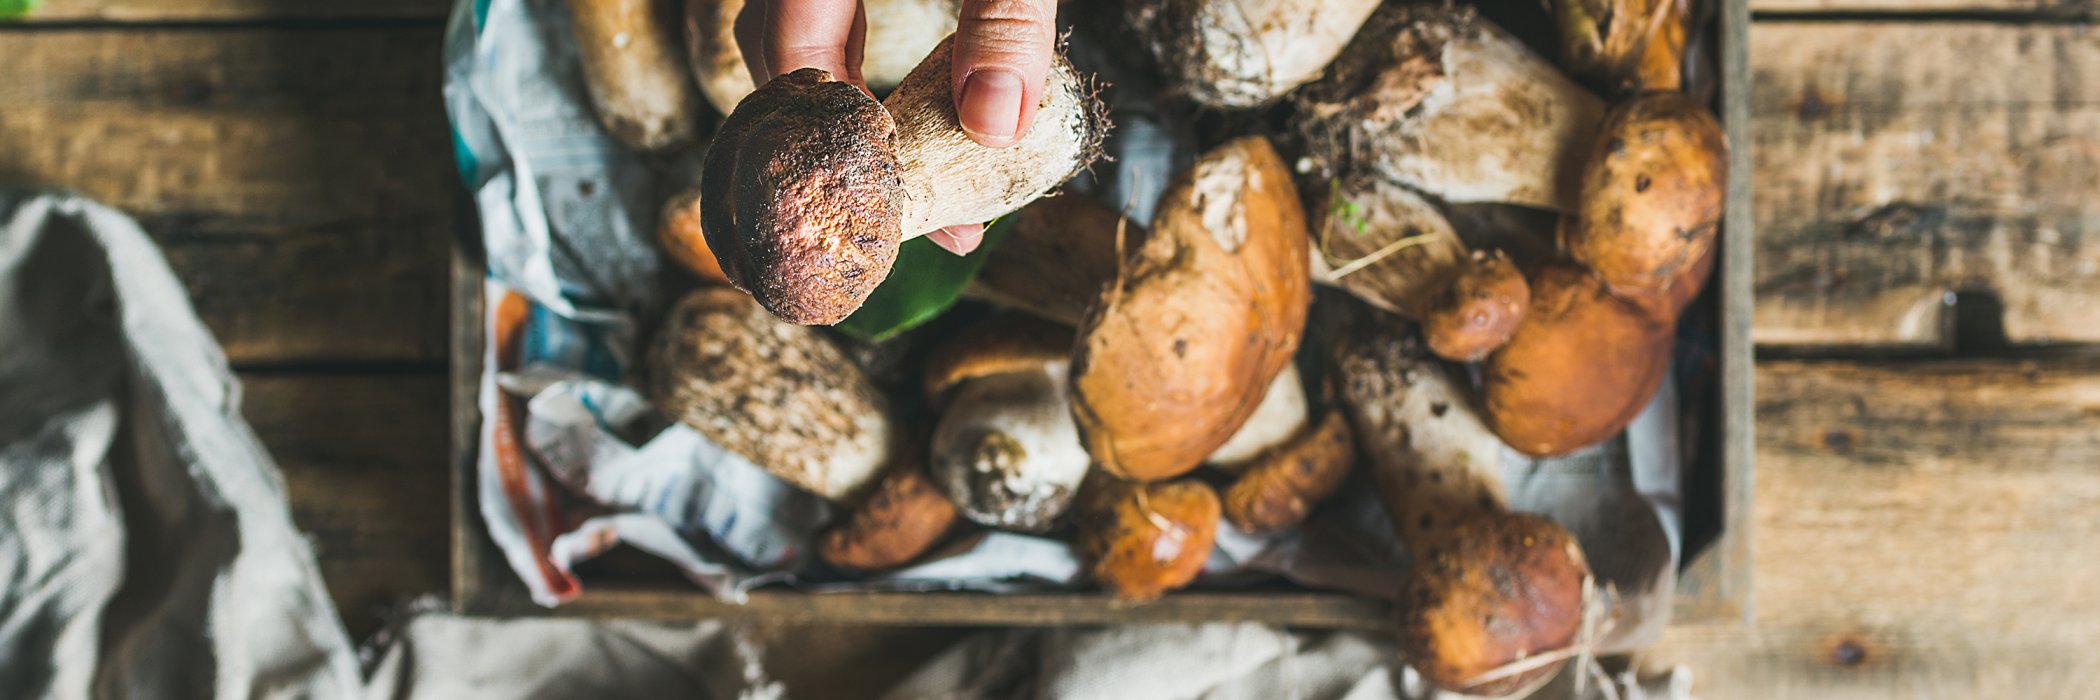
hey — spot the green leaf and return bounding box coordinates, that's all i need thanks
[0,0,39,19]
[834,217,1017,341]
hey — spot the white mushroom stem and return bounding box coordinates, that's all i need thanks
[1206,365,1309,472]
[1130,0,1382,107]
[932,361,1093,531]
[1333,323,1511,547]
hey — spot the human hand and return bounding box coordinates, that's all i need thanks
[735,0,1060,254]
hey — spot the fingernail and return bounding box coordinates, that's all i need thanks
[928,230,965,255]
[958,69,1025,145]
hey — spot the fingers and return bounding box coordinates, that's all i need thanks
[737,0,868,86]
[925,224,986,255]
[951,0,1058,148]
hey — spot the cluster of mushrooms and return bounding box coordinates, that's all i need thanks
[567,0,1723,694]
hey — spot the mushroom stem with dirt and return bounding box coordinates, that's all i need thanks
[647,287,892,501]
[1070,136,1312,483]
[1293,3,1603,213]
[567,0,702,151]
[1120,0,1382,108]
[922,315,1092,533]
[1333,309,1591,696]
[699,36,1109,325]
[683,0,960,116]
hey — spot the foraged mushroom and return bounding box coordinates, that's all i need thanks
[1221,408,1355,534]
[1564,92,1728,299]
[1294,4,1604,212]
[1483,263,1671,457]
[923,315,1091,532]
[1421,249,1529,362]
[567,0,702,151]
[1333,310,1589,696]
[967,194,1134,327]
[1076,475,1221,601]
[683,0,960,116]
[1311,176,1470,318]
[699,36,1109,325]
[819,463,960,571]
[1121,0,1382,108]
[1549,0,1686,94]
[1071,136,1312,482]
[648,287,891,500]
[658,188,730,284]
[1204,365,1310,472]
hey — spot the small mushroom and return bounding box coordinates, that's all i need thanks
[699,36,1109,325]
[1071,136,1312,483]
[1120,0,1382,108]
[683,0,960,116]
[647,287,891,500]
[1549,0,1687,95]
[923,315,1091,532]
[1076,475,1221,601]
[658,188,730,284]
[818,463,960,571]
[1564,91,1728,300]
[567,0,702,151]
[1294,4,1604,213]
[1332,310,1590,696]
[1421,249,1529,362]
[1483,263,1671,457]
[1220,408,1356,534]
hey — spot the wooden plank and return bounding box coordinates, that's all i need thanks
[243,372,452,641]
[558,590,1394,630]
[1749,23,2100,347]
[7,0,448,21]
[1749,0,2094,16]
[1646,356,2100,698]
[0,27,453,365]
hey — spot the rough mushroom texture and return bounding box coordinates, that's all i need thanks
[1483,263,1671,457]
[700,36,1108,325]
[1331,309,1589,695]
[1422,249,1529,362]
[1077,476,1222,601]
[925,316,1091,533]
[568,0,701,151]
[1221,408,1356,534]
[647,287,892,501]
[1071,136,1312,482]
[819,464,960,571]
[1121,0,1381,108]
[1565,92,1728,299]
[1293,3,1604,213]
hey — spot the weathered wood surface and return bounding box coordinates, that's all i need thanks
[243,372,451,641]
[1750,0,2095,15]
[1647,356,2100,698]
[1750,22,2100,346]
[8,0,449,21]
[0,27,453,365]
[559,589,1394,629]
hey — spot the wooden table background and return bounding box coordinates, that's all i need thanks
[3,1,2096,697]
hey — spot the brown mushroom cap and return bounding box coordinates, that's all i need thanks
[1566,92,1728,298]
[921,313,1075,401]
[818,464,959,571]
[699,68,905,326]
[1077,476,1222,601]
[1482,263,1670,457]
[1423,249,1529,362]
[1221,409,1357,534]
[658,188,730,284]
[1071,136,1312,482]
[1397,513,1590,696]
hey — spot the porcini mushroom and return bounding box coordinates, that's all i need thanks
[1220,408,1355,534]
[683,0,961,116]
[1075,475,1221,601]
[1203,365,1310,472]
[1549,0,1687,95]
[647,287,891,500]
[1070,136,1312,483]
[1332,309,1590,696]
[1421,249,1529,362]
[658,188,730,284]
[967,194,1133,327]
[699,36,1109,325]
[1311,176,1470,317]
[1294,4,1604,213]
[1483,263,1671,457]
[923,315,1091,533]
[1564,92,1728,300]
[1120,0,1382,108]
[567,0,702,151]
[819,463,960,571]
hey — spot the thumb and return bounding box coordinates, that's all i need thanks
[950,0,1057,148]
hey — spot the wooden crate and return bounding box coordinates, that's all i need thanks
[450,0,1757,627]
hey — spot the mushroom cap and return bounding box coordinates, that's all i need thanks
[700,68,906,326]
[647,287,892,500]
[1566,91,1727,298]
[1396,513,1590,696]
[658,188,730,284]
[1423,249,1529,362]
[922,313,1075,401]
[819,464,959,571]
[1482,263,1670,457]
[923,314,1088,532]
[1077,476,1222,601]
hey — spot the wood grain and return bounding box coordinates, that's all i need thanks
[9,0,449,21]
[0,27,453,365]
[1749,0,2095,16]
[244,372,451,641]
[1750,23,2100,346]
[1647,356,2100,698]
[558,589,1395,630]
